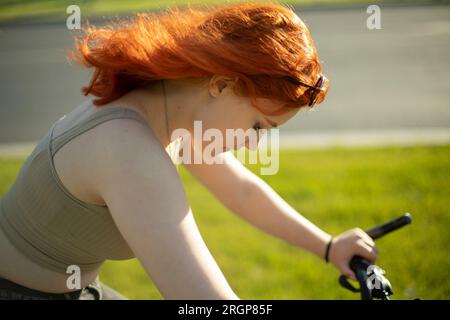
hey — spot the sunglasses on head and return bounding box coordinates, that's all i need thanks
[281,74,326,107]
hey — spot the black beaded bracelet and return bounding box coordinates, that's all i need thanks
[324,236,334,263]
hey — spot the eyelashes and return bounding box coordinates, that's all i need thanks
[253,122,262,131]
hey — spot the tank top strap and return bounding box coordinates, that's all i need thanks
[49,106,150,157]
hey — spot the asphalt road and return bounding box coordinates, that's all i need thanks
[0,4,449,143]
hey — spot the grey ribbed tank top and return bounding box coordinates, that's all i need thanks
[0,106,155,274]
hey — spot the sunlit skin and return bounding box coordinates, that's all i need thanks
[0,75,378,298]
[103,75,378,284]
[107,76,300,154]
[0,1,378,299]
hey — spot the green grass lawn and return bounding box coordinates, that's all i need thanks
[1,144,449,299]
[0,0,438,23]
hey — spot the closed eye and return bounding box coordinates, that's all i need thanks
[253,122,263,131]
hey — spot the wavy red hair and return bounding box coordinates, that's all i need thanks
[68,1,329,116]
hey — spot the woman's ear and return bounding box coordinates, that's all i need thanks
[208,75,238,97]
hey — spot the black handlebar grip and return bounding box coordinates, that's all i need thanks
[365,213,412,240]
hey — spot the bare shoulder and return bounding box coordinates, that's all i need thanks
[89,116,180,191]
[82,116,238,299]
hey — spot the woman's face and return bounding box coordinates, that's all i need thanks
[190,75,300,154]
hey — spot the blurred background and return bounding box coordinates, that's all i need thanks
[0,0,449,299]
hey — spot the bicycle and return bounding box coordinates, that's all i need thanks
[338,213,415,300]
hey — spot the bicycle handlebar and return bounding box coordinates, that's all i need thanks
[338,213,412,300]
[365,213,412,240]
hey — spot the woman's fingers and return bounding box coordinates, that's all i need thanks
[363,237,376,247]
[355,240,377,264]
[333,228,380,282]
[354,228,375,246]
[361,237,378,253]
[353,228,378,254]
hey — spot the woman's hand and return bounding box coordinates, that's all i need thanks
[328,228,378,282]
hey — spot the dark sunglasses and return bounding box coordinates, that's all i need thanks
[281,74,326,107]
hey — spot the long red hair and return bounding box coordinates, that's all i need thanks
[68,1,329,116]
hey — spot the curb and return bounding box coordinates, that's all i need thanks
[1,127,449,158]
[276,127,450,149]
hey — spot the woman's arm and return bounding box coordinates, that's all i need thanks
[183,151,378,281]
[93,119,239,299]
[183,151,330,258]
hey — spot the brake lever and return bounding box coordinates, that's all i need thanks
[338,275,360,293]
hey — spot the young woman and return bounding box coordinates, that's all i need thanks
[0,3,378,300]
